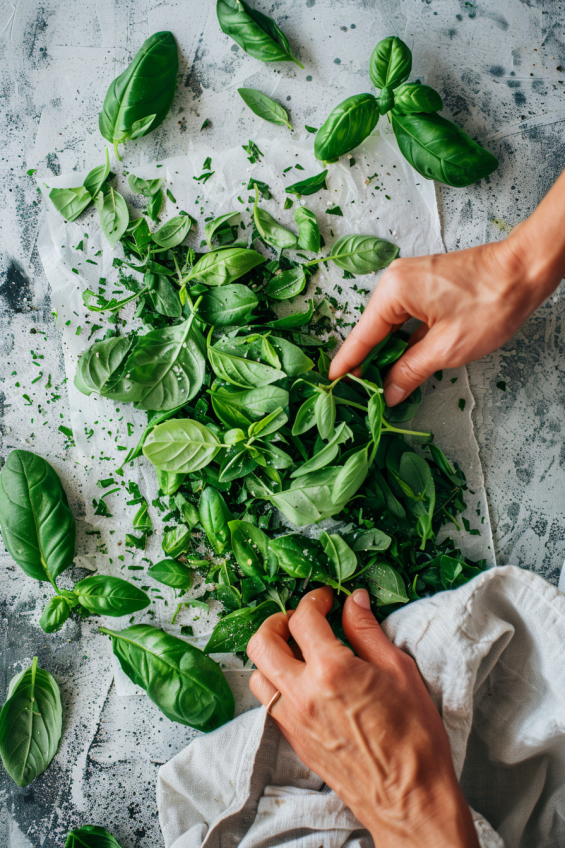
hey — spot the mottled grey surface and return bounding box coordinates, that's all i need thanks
[1,1,565,846]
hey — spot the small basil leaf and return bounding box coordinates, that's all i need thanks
[238,87,292,129]
[314,391,336,440]
[314,94,379,162]
[217,0,303,68]
[156,468,186,496]
[329,234,399,275]
[265,299,314,330]
[369,36,412,90]
[183,247,266,286]
[198,284,258,326]
[199,487,232,554]
[228,519,270,580]
[365,561,409,605]
[65,825,123,848]
[253,188,298,250]
[351,529,392,552]
[143,419,220,473]
[268,534,325,578]
[285,170,328,197]
[74,575,150,616]
[83,148,111,198]
[39,596,71,633]
[49,185,92,222]
[263,267,306,300]
[148,559,194,590]
[127,173,164,197]
[292,394,318,436]
[290,421,350,478]
[205,601,279,654]
[152,214,193,249]
[320,531,357,585]
[96,187,129,249]
[393,82,442,114]
[332,444,372,503]
[294,206,321,252]
[162,525,191,558]
[205,211,240,249]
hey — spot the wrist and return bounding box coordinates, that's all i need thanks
[504,218,565,300]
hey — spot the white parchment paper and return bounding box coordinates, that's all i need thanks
[38,128,495,694]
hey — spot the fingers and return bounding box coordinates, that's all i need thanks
[247,612,302,691]
[249,668,278,705]
[342,589,393,666]
[328,273,410,380]
[383,328,448,406]
[288,586,348,663]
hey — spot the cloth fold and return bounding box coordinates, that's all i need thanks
[158,566,565,848]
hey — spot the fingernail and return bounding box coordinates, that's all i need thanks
[384,382,407,406]
[352,589,371,609]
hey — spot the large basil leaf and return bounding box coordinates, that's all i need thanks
[365,561,409,605]
[229,519,271,580]
[253,189,298,250]
[269,467,346,525]
[294,207,321,252]
[320,531,357,584]
[65,825,123,848]
[208,340,286,388]
[271,336,314,377]
[217,0,303,67]
[314,94,379,162]
[263,267,306,300]
[99,32,178,155]
[0,657,63,787]
[390,110,498,187]
[329,234,399,275]
[152,214,193,249]
[148,559,194,590]
[39,596,72,633]
[393,83,442,114]
[126,319,206,410]
[369,36,412,90]
[210,385,289,428]
[0,450,76,583]
[96,187,129,249]
[238,87,292,129]
[99,624,235,730]
[268,534,326,578]
[49,186,92,222]
[143,419,220,473]
[205,601,279,654]
[199,487,232,554]
[183,247,266,286]
[332,444,372,503]
[285,171,328,197]
[198,284,258,326]
[74,575,150,616]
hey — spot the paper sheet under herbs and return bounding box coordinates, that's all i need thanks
[38,128,495,697]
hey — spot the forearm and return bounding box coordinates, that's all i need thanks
[506,167,565,295]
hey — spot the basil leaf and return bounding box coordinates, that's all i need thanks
[228,519,270,579]
[285,170,328,196]
[390,111,498,187]
[147,188,164,222]
[217,0,303,68]
[174,496,200,530]
[238,87,292,129]
[365,561,409,605]
[183,247,266,286]
[74,575,150,616]
[0,657,62,787]
[205,601,279,653]
[352,529,392,552]
[368,391,384,443]
[148,559,194,590]
[152,214,193,249]
[377,86,394,115]
[199,487,232,554]
[83,148,111,198]
[205,211,240,248]
[96,187,129,249]
[74,336,146,404]
[393,82,442,114]
[427,443,465,486]
[271,335,314,377]
[39,596,71,633]
[156,468,186,496]
[210,385,289,427]
[99,32,178,156]
[253,188,298,251]
[314,391,336,440]
[269,467,345,525]
[314,94,379,162]
[332,444,372,503]
[268,534,325,578]
[263,267,306,300]
[290,421,350,478]
[208,341,286,388]
[127,173,163,196]
[218,443,258,482]
[320,531,357,584]
[49,185,92,222]
[143,419,220,473]
[0,450,76,583]
[65,825,123,848]
[82,287,147,315]
[329,234,399,275]
[265,299,314,330]
[369,36,412,90]
[248,407,287,437]
[398,452,434,502]
[438,555,464,589]
[150,275,183,317]
[162,525,191,557]
[292,394,318,436]
[252,439,294,470]
[384,387,422,423]
[99,624,235,730]
[198,284,258,326]
[126,319,206,410]
[294,207,321,252]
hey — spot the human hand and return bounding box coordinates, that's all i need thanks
[328,233,559,406]
[248,587,480,848]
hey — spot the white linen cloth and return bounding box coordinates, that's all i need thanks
[157,565,565,848]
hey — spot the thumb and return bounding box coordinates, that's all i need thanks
[342,589,394,665]
[383,328,447,406]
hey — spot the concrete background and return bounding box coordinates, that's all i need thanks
[1,1,564,845]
